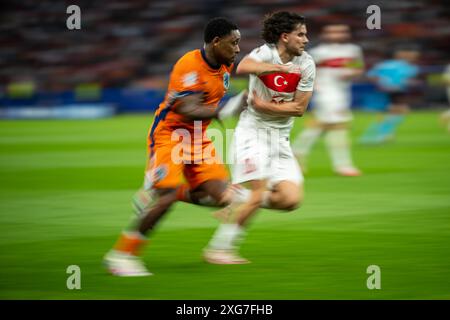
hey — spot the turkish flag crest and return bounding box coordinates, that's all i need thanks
[258,72,302,93]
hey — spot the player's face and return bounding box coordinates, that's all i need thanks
[322,25,351,43]
[215,30,241,66]
[284,24,309,56]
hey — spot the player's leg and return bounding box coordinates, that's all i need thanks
[360,93,408,144]
[183,150,231,203]
[267,180,303,210]
[105,145,182,276]
[323,122,361,176]
[374,101,409,142]
[105,187,178,276]
[172,131,281,209]
[204,179,266,264]
[264,142,304,210]
[205,129,304,263]
[292,118,323,172]
[204,126,269,264]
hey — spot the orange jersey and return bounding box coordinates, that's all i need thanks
[149,49,233,149]
[144,49,232,189]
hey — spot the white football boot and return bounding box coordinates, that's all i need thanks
[335,166,362,177]
[203,249,250,265]
[104,250,152,277]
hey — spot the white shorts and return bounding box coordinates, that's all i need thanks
[229,124,303,187]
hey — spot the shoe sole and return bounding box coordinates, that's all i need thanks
[103,258,153,277]
[203,255,250,265]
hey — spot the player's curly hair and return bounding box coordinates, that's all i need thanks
[204,17,238,43]
[262,12,306,44]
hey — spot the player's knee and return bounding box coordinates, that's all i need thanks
[156,190,178,209]
[279,194,303,212]
[281,200,300,211]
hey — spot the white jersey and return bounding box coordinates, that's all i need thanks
[230,44,314,186]
[310,43,363,109]
[238,43,316,130]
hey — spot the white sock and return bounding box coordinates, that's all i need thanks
[292,127,322,156]
[232,187,271,208]
[208,223,244,250]
[324,129,354,170]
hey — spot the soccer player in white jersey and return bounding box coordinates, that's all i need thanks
[203,11,316,264]
[292,24,364,176]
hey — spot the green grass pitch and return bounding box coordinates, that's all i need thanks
[0,111,449,299]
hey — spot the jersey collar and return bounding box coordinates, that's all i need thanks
[201,48,221,70]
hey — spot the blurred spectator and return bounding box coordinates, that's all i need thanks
[0,0,448,97]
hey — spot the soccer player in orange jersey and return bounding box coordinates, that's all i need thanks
[104,18,242,276]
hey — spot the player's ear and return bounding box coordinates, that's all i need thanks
[212,36,221,47]
[281,33,289,43]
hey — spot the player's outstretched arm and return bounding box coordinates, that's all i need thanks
[175,91,247,121]
[251,90,313,117]
[175,93,219,120]
[236,56,290,76]
[216,90,247,120]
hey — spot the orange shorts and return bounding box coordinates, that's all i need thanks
[145,130,228,190]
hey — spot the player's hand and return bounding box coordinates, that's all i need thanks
[258,63,295,75]
[277,64,291,73]
[285,62,302,74]
[250,90,270,113]
[217,90,248,120]
[275,63,301,74]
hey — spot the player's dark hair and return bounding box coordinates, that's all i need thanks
[204,17,238,44]
[262,11,306,44]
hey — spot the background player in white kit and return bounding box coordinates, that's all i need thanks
[292,24,364,176]
[204,11,316,264]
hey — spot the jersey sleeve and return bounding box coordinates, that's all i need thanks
[248,44,273,63]
[169,56,205,97]
[297,55,316,92]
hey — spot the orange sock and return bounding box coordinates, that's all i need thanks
[176,183,191,203]
[113,232,148,256]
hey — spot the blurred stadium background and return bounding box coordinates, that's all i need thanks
[0,0,449,299]
[1,0,449,115]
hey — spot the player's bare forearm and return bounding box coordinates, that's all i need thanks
[176,104,217,120]
[255,101,308,117]
[251,90,313,117]
[175,94,218,120]
[236,56,289,76]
